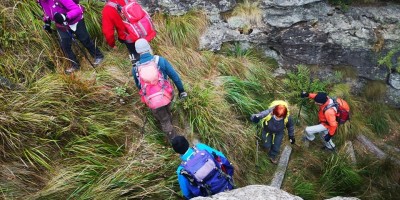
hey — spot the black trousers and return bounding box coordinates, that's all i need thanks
[57,19,103,67]
[118,39,140,61]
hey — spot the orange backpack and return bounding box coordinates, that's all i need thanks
[323,98,350,124]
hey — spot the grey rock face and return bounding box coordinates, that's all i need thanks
[261,0,322,7]
[153,0,236,15]
[262,2,331,28]
[386,86,400,107]
[192,185,303,200]
[388,73,400,89]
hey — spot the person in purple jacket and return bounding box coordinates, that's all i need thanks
[37,0,104,74]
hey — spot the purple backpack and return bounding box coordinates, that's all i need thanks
[180,147,235,197]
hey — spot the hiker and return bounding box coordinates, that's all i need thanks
[300,92,348,150]
[171,136,234,199]
[132,39,187,141]
[250,100,295,164]
[102,0,156,63]
[38,0,104,74]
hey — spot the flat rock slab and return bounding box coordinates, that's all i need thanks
[356,134,400,165]
[270,145,292,188]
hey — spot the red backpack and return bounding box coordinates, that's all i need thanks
[135,56,174,109]
[323,97,350,124]
[106,0,156,42]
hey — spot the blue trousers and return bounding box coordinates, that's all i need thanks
[262,130,284,159]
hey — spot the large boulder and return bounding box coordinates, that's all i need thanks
[192,185,302,200]
[191,185,360,200]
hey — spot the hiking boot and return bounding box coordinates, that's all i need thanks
[93,57,104,65]
[269,157,278,164]
[65,65,80,74]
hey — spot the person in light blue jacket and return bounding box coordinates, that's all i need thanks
[171,136,231,199]
[132,39,187,141]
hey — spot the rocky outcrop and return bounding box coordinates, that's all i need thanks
[192,185,302,200]
[191,185,360,200]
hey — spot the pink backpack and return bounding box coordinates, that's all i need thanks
[136,56,174,109]
[107,0,156,42]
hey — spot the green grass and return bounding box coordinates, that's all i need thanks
[2,0,400,199]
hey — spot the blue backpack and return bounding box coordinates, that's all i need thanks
[180,147,235,197]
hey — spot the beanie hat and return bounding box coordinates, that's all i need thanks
[135,38,151,54]
[314,92,328,104]
[171,136,189,155]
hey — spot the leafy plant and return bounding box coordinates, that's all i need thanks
[378,46,400,73]
[114,86,130,97]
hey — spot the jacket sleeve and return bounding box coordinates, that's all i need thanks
[308,93,317,100]
[101,7,116,47]
[59,0,83,21]
[158,57,185,93]
[324,108,338,136]
[257,108,273,118]
[177,166,192,199]
[286,116,295,137]
[131,67,140,89]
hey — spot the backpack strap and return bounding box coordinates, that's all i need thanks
[323,98,338,113]
[134,55,160,88]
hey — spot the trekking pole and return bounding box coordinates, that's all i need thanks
[256,139,259,167]
[296,77,313,126]
[66,30,98,72]
[255,123,262,167]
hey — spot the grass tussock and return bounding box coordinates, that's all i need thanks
[153,11,208,49]
[231,0,263,26]
[362,80,387,101]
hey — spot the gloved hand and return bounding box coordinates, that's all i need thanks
[324,134,332,142]
[289,136,295,144]
[43,20,52,33]
[300,91,309,98]
[179,91,188,100]
[54,13,67,25]
[250,114,261,123]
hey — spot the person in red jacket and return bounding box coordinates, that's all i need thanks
[101,0,139,62]
[300,92,337,150]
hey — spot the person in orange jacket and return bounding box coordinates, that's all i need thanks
[300,92,337,150]
[101,0,139,62]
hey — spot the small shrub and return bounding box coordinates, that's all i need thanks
[114,86,130,97]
